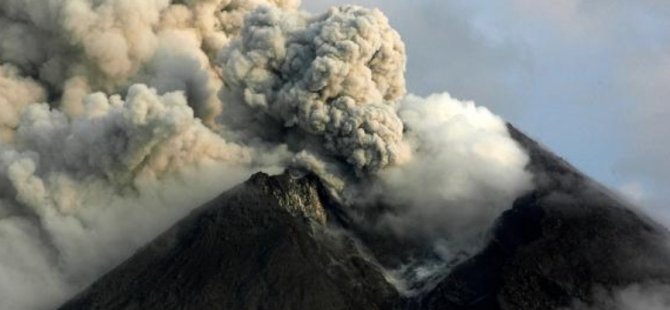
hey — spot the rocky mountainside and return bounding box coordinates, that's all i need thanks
[413,126,670,309]
[60,171,402,310]
[60,126,670,310]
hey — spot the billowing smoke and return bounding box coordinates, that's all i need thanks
[0,1,533,309]
[376,93,532,243]
[219,5,410,173]
[0,84,289,309]
[0,0,299,122]
[0,64,46,143]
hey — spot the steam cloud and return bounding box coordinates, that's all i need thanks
[376,93,532,242]
[0,1,532,309]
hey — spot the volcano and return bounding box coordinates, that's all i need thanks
[59,125,670,310]
[2,1,668,309]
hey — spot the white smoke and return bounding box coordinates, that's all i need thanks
[375,93,532,244]
[0,1,533,309]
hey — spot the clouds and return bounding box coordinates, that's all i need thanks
[307,0,670,230]
[616,44,670,206]
[0,83,292,309]
[219,5,409,173]
[0,161,261,310]
[469,0,670,222]
[10,85,250,186]
[218,4,532,252]
[536,0,670,222]
[370,93,532,245]
[302,0,531,118]
[0,1,537,308]
[0,64,46,143]
[0,0,300,122]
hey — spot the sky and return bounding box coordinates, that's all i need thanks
[304,0,670,225]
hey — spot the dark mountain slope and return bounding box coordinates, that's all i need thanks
[416,125,670,309]
[60,172,401,310]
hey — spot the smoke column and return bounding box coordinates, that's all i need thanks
[0,1,532,308]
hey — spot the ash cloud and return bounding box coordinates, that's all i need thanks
[219,5,410,173]
[0,84,288,309]
[0,1,533,308]
[0,64,46,143]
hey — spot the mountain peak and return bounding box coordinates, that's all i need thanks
[246,171,328,225]
[60,171,401,310]
[60,128,670,310]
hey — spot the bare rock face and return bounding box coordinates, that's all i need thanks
[60,172,401,310]
[60,126,670,310]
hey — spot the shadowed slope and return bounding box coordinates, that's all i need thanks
[416,125,670,309]
[60,172,401,310]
